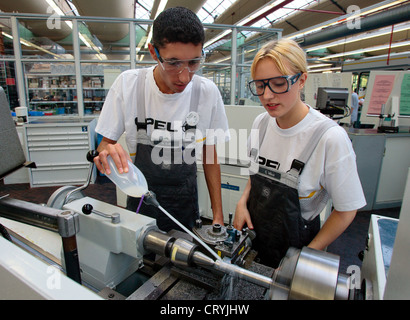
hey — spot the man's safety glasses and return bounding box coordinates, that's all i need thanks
[154,47,205,74]
[248,73,302,96]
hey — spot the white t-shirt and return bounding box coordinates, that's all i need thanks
[96,67,230,159]
[249,107,366,221]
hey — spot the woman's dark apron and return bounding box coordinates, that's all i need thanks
[126,69,201,232]
[247,114,336,268]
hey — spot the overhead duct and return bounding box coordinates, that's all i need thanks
[71,0,134,42]
[299,3,410,48]
[0,0,72,41]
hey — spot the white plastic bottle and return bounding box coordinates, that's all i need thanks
[105,156,148,198]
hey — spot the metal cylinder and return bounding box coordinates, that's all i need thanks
[270,247,348,300]
[335,273,351,300]
[169,238,198,268]
[214,259,274,289]
[289,247,340,300]
[142,229,175,257]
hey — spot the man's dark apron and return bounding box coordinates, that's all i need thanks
[247,114,337,268]
[126,68,201,232]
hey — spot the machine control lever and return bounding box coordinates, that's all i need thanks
[82,203,120,224]
[63,151,99,206]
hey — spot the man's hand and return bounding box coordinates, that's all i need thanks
[95,137,131,175]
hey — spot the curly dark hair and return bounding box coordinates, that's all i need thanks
[152,7,205,49]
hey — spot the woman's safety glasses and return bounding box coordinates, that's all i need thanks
[248,73,301,96]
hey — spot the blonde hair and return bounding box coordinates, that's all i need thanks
[251,38,307,78]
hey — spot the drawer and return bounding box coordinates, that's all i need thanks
[30,164,90,187]
[26,124,91,136]
[28,145,90,164]
[26,134,89,147]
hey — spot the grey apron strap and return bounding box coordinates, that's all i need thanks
[298,120,337,164]
[290,119,338,175]
[258,112,270,147]
[135,68,152,146]
[249,112,270,162]
[136,68,148,120]
[189,75,201,113]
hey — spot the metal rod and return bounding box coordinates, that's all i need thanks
[62,235,82,284]
[0,197,82,284]
[213,259,274,289]
[0,197,60,232]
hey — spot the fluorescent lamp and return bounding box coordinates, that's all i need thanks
[320,40,410,60]
[309,67,342,73]
[308,63,333,69]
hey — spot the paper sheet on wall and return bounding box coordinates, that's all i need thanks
[104,69,122,89]
[400,74,410,116]
[367,74,395,115]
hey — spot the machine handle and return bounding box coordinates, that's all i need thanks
[82,203,120,224]
[86,150,99,163]
[63,150,98,206]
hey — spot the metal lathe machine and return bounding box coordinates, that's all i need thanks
[1,88,410,300]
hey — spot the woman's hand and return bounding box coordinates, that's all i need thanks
[233,179,253,230]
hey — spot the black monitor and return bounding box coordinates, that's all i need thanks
[315,87,349,115]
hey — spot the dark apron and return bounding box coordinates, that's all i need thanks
[126,68,201,232]
[247,113,337,268]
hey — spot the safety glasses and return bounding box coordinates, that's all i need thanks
[248,73,302,96]
[154,47,205,74]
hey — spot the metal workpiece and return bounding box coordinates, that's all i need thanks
[213,259,274,289]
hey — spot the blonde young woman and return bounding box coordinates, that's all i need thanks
[233,38,366,268]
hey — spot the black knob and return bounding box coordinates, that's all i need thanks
[82,203,93,215]
[86,150,99,163]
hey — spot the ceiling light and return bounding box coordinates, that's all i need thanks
[308,67,342,73]
[319,40,410,60]
[308,63,333,69]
